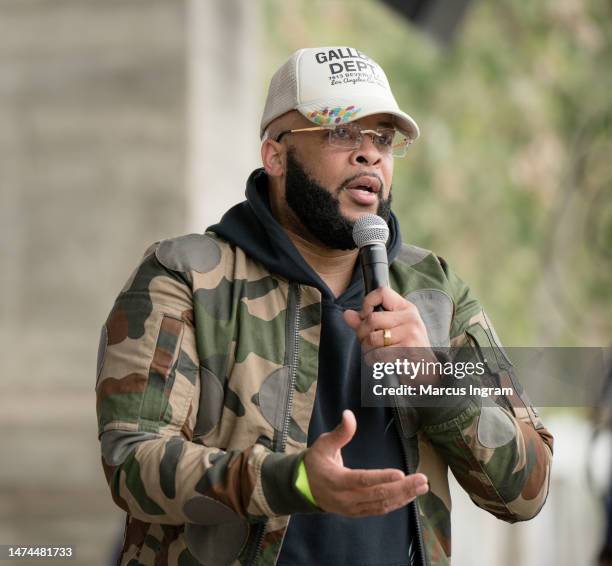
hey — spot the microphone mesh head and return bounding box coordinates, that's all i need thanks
[352,214,390,248]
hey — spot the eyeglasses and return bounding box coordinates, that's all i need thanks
[275,122,413,158]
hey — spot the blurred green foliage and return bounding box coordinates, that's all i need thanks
[263,0,612,346]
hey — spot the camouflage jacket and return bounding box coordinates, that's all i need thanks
[96,230,553,566]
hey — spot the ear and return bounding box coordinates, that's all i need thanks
[261,139,286,177]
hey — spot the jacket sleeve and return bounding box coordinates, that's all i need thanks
[416,257,553,523]
[95,245,316,527]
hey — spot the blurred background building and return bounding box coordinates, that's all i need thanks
[0,0,610,564]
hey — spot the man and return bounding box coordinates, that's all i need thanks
[96,46,553,566]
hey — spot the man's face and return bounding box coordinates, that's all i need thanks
[285,149,392,250]
[279,114,395,250]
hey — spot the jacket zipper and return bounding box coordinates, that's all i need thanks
[248,283,302,566]
[393,408,429,566]
[279,283,301,452]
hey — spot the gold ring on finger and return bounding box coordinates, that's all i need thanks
[383,328,392,347]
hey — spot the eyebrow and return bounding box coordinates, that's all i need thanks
[375,121,394,128]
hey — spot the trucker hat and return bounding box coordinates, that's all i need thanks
[260,46,419,141]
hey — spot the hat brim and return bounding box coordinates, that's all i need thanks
[297,97,419,141]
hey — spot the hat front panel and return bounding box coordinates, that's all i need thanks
[297,47,393,106]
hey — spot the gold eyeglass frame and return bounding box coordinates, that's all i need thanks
[275,124,413,157]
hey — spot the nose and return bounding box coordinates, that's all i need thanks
[350,132,383,167]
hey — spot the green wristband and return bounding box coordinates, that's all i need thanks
[295,458,317,506]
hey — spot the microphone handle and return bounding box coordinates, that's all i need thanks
[359,243,389,312]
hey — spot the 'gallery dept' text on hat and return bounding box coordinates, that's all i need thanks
[260,46,420,141]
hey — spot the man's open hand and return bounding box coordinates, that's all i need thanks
[303,410,428,517]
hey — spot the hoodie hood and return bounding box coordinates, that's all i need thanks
[208,168,403,307]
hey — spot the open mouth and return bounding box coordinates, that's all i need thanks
[344,176,381,194]
[342,175,382,206]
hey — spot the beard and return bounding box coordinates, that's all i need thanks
[284,149,392,250]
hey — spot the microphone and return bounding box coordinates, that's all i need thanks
[352,214,390,311]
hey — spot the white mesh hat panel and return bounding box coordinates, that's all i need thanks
[260,49,301,138]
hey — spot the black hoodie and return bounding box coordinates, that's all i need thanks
[209,169,413,566]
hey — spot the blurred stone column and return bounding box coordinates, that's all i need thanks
[186,0,261,232]
[0,1,262,562]
[0,1,189,562]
